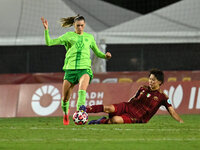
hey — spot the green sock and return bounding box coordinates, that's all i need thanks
[61,99,70,115]
[77,90,86,110]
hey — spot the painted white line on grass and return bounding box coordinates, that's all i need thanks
[30,127,108,131]
[113,128,200,131]
[25,127,200,132]
[0,138,199,142]
[0,127,200,132]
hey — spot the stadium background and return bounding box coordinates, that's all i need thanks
[0,0,200,117]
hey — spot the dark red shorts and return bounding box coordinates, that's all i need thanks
[109,102,139,124]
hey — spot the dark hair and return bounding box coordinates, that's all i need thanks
[149,69,164,84]
[60,14,85,28]
[74,15,85,22]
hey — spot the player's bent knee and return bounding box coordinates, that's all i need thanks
[104,105,115,113]
[110,116,124,124]
[62,96,68,102]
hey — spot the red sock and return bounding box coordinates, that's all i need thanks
[86,105,104,113]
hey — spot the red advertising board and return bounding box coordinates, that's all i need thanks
[17,84,63,117]
[159,82,200,114]
[16,83,136,117]
[1,71,200,84]
[0,82,200,118]
[0,85,20,117]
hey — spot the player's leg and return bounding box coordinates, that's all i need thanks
[88,116,123,125]
[104,105,115,113]
[111,113,137,124]
[89,114,132,125]
[77,69,93,110]
[62,70,77,113]
[62,80,75,125]
[109,116,124,124]
[88,115,122,125]
[88,116,108,125]
[76,74,89,110]
[88,103,129,125]
[61,80,73,112]
[62,83,75,113]
[88,105,119,124]
[86,104,115,113]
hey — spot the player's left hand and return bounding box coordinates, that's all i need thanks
[105,52,112,59]
[179,120,184,123]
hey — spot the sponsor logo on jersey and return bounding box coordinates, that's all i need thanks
[167,99,172,104]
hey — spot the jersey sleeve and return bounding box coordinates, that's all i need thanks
[90,35,106,59]
[45,29,67,46]
[128,86,143,102]
[162,94,172,108]
[134,87,143,98]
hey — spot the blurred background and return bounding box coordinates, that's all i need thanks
[1,0,200,74]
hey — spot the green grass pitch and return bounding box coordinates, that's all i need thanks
[0,114,199,150]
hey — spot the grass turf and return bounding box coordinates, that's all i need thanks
[0,114,199,150]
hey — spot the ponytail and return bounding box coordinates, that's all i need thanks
[60,14,85,28]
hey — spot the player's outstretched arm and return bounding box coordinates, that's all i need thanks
[41,17,64,46]
[168,106,184,123]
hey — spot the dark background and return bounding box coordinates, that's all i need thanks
[0,46,65,73]
[0,43,200,73]
[106,43,200,71]
[102,0,181,14]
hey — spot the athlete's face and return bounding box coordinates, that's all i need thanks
[74,20,85,34]
[148,74,161,90]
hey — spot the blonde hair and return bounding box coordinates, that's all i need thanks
[60,14,85,28]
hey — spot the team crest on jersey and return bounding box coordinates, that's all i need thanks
[85,38,88,42]
[153,96,159,101]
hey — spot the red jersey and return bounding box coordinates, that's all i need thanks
[127,86,172,123]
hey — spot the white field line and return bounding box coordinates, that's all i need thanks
[0,127,199,132]
[0,138,199,142]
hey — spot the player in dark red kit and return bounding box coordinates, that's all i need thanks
[80,69,184,124]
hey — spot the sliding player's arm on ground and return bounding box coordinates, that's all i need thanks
[163,94,184,123]
[167,106,184,123]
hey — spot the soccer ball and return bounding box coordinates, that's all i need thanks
[73,110,88,125]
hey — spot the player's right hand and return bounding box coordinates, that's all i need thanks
[105,52,112,59]
[41,17,48,30]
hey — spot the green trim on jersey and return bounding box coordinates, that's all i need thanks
[45,29,106,70]
[75,36,84,69]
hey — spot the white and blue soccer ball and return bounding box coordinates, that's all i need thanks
[73,110,88,125]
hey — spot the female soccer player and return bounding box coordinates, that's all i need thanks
[41,15,112,125]
[82,69,184,124]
